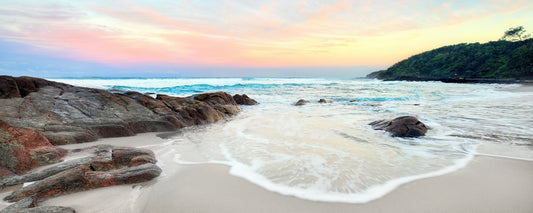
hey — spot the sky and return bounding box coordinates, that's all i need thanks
[0,0,532,78]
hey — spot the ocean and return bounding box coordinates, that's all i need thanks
[50,77,533,203]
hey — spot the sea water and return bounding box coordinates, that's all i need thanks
[51,77,533,203]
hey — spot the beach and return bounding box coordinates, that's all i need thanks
[2,81,532,213]
[25,132,531,213]
[2,0,533,211]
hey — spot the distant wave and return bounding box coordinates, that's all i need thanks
[332,96,419,102]
[109,82,341,95]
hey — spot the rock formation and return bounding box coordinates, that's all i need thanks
[2,145,161,203]
[193,92,241,116]
[0,76,251,147]
[0,76,251,175]
[294,99,310,106]
[0,195,75,213]
[369,116,428,137]
[0,75,259,211]
[233,94,259,105]
[0,120,67,176]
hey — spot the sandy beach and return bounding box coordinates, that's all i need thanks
[7,132,524,213]
[2,84,533,213]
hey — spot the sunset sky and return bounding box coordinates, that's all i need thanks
[1,0,532,77]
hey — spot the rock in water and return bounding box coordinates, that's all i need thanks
[156,94,225,125]
[295,99,310,106]
[233,94,259,105]
[193,92,241,116]
[369,116,428,137]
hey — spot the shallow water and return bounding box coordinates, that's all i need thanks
[52,78,533,203]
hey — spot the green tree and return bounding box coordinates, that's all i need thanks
[367,39,533,81]
[501,26,531,41]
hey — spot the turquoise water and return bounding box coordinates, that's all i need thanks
[51,77,533,203]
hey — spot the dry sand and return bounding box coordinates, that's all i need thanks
[10,133,526,213]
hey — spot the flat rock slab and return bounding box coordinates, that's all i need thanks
[3,146,161,203]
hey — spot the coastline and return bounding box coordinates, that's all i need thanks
[23,133,532,213]
[1,77,532,212]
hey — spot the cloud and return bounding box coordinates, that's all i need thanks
[0,3,81,20]
[0,0,532,69]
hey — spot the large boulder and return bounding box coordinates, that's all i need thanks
[156,94,225,126]
[369,116,428,137]
[193,92,241,116]
[194,91,237,106]
[0,76,242,145]
[232,94,259,105]
[294,99,310,106]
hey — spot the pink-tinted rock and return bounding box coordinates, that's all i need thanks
[129,155,157,167]
[0,120,66,175]
[29,146,68,166]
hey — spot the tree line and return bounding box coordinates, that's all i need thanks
[368,26,533,81]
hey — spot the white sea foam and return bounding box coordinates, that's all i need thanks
[224,153,474,203]
[473,152,533,161]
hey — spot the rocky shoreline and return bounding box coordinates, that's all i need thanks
[0,75,258,212]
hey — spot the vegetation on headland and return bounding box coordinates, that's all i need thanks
[367,26,533,82]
